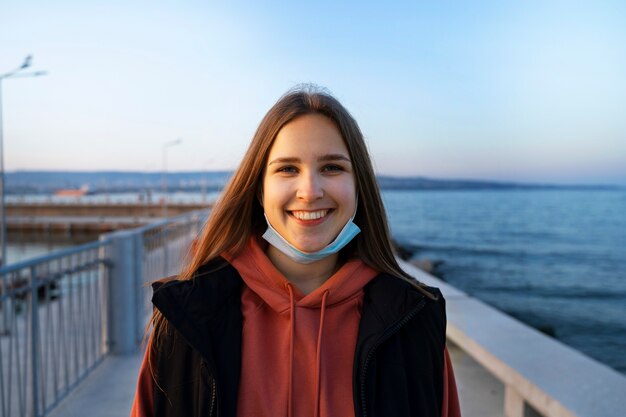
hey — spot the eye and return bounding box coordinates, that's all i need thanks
[322,164,344,173]
[277,165,298,174]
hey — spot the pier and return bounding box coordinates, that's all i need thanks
[5,202,211,235]
[2,209,626,417]
[5,202,210,218]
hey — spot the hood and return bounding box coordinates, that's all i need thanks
[225,237,378,312]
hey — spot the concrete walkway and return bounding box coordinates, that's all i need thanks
[47,353,143,417]
[449,342,505,417]
[47,342,505,417]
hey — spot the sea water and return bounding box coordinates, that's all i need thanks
[381,189,626,374]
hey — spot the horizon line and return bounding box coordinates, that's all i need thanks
[5,169,625,189]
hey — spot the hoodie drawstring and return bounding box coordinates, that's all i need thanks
[314,290,329,417]
[286,285,330,417]
[287,284,295,417]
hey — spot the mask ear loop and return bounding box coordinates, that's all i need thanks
[351,194,359,221]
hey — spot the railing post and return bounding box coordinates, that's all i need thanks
[29,266,40,417]
[107,230,139,355]
[0,274,13,335]
[505,385,524,417]
[133,232,146,345]
[162,226,169,277]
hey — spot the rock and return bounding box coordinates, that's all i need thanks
[391,239,415,261]
[410,258,446,281]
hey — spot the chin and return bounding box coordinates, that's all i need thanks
[291,240,327,253]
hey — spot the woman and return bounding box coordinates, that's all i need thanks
[131,86,461,417]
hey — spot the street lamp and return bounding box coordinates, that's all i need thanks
[0,55,48,267]
[161,138,182,217]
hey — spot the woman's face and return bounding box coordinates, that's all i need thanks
[262,113,357,253]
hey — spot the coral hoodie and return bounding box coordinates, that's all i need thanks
[226,238,378,417]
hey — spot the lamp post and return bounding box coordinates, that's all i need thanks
[0,55,48,267]
[161,138,182,217]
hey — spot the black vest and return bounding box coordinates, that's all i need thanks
[150,260,447,417]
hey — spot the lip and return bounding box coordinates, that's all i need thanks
[288,209,334,227]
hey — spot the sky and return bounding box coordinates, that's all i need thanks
[1,0,625,185]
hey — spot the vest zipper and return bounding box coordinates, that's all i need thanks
[202,361,219,417]
[210,376,217,417]
[359,298,427,417]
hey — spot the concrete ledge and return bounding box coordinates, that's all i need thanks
[400,259,626,417]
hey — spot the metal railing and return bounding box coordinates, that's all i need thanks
[135,209,207,341]
[0,209,209,417]
[0,241,109,417]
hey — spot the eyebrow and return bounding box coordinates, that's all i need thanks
[268,154,351,166]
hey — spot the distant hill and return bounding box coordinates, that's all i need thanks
[5,171,232,194]
[375,176,613,190]
[4,170,617,194]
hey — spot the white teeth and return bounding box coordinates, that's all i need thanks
[292,210,329,220]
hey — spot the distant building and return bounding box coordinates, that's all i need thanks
[54,185,90,197]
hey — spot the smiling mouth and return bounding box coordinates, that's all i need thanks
[290,209,332,221]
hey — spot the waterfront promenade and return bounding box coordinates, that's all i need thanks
[4,206,626,417]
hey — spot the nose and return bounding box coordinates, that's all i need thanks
[296,171,324,201]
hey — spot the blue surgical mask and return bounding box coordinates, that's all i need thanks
[262,210,360,264]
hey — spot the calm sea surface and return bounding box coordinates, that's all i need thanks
[381,189,626,375]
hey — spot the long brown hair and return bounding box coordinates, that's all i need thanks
[150,85,433,344]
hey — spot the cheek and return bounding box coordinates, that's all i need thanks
[334,179,357,204]
[262,178,290,211]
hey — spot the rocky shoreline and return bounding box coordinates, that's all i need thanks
[393,239,557,338]
[392,239,446,280]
